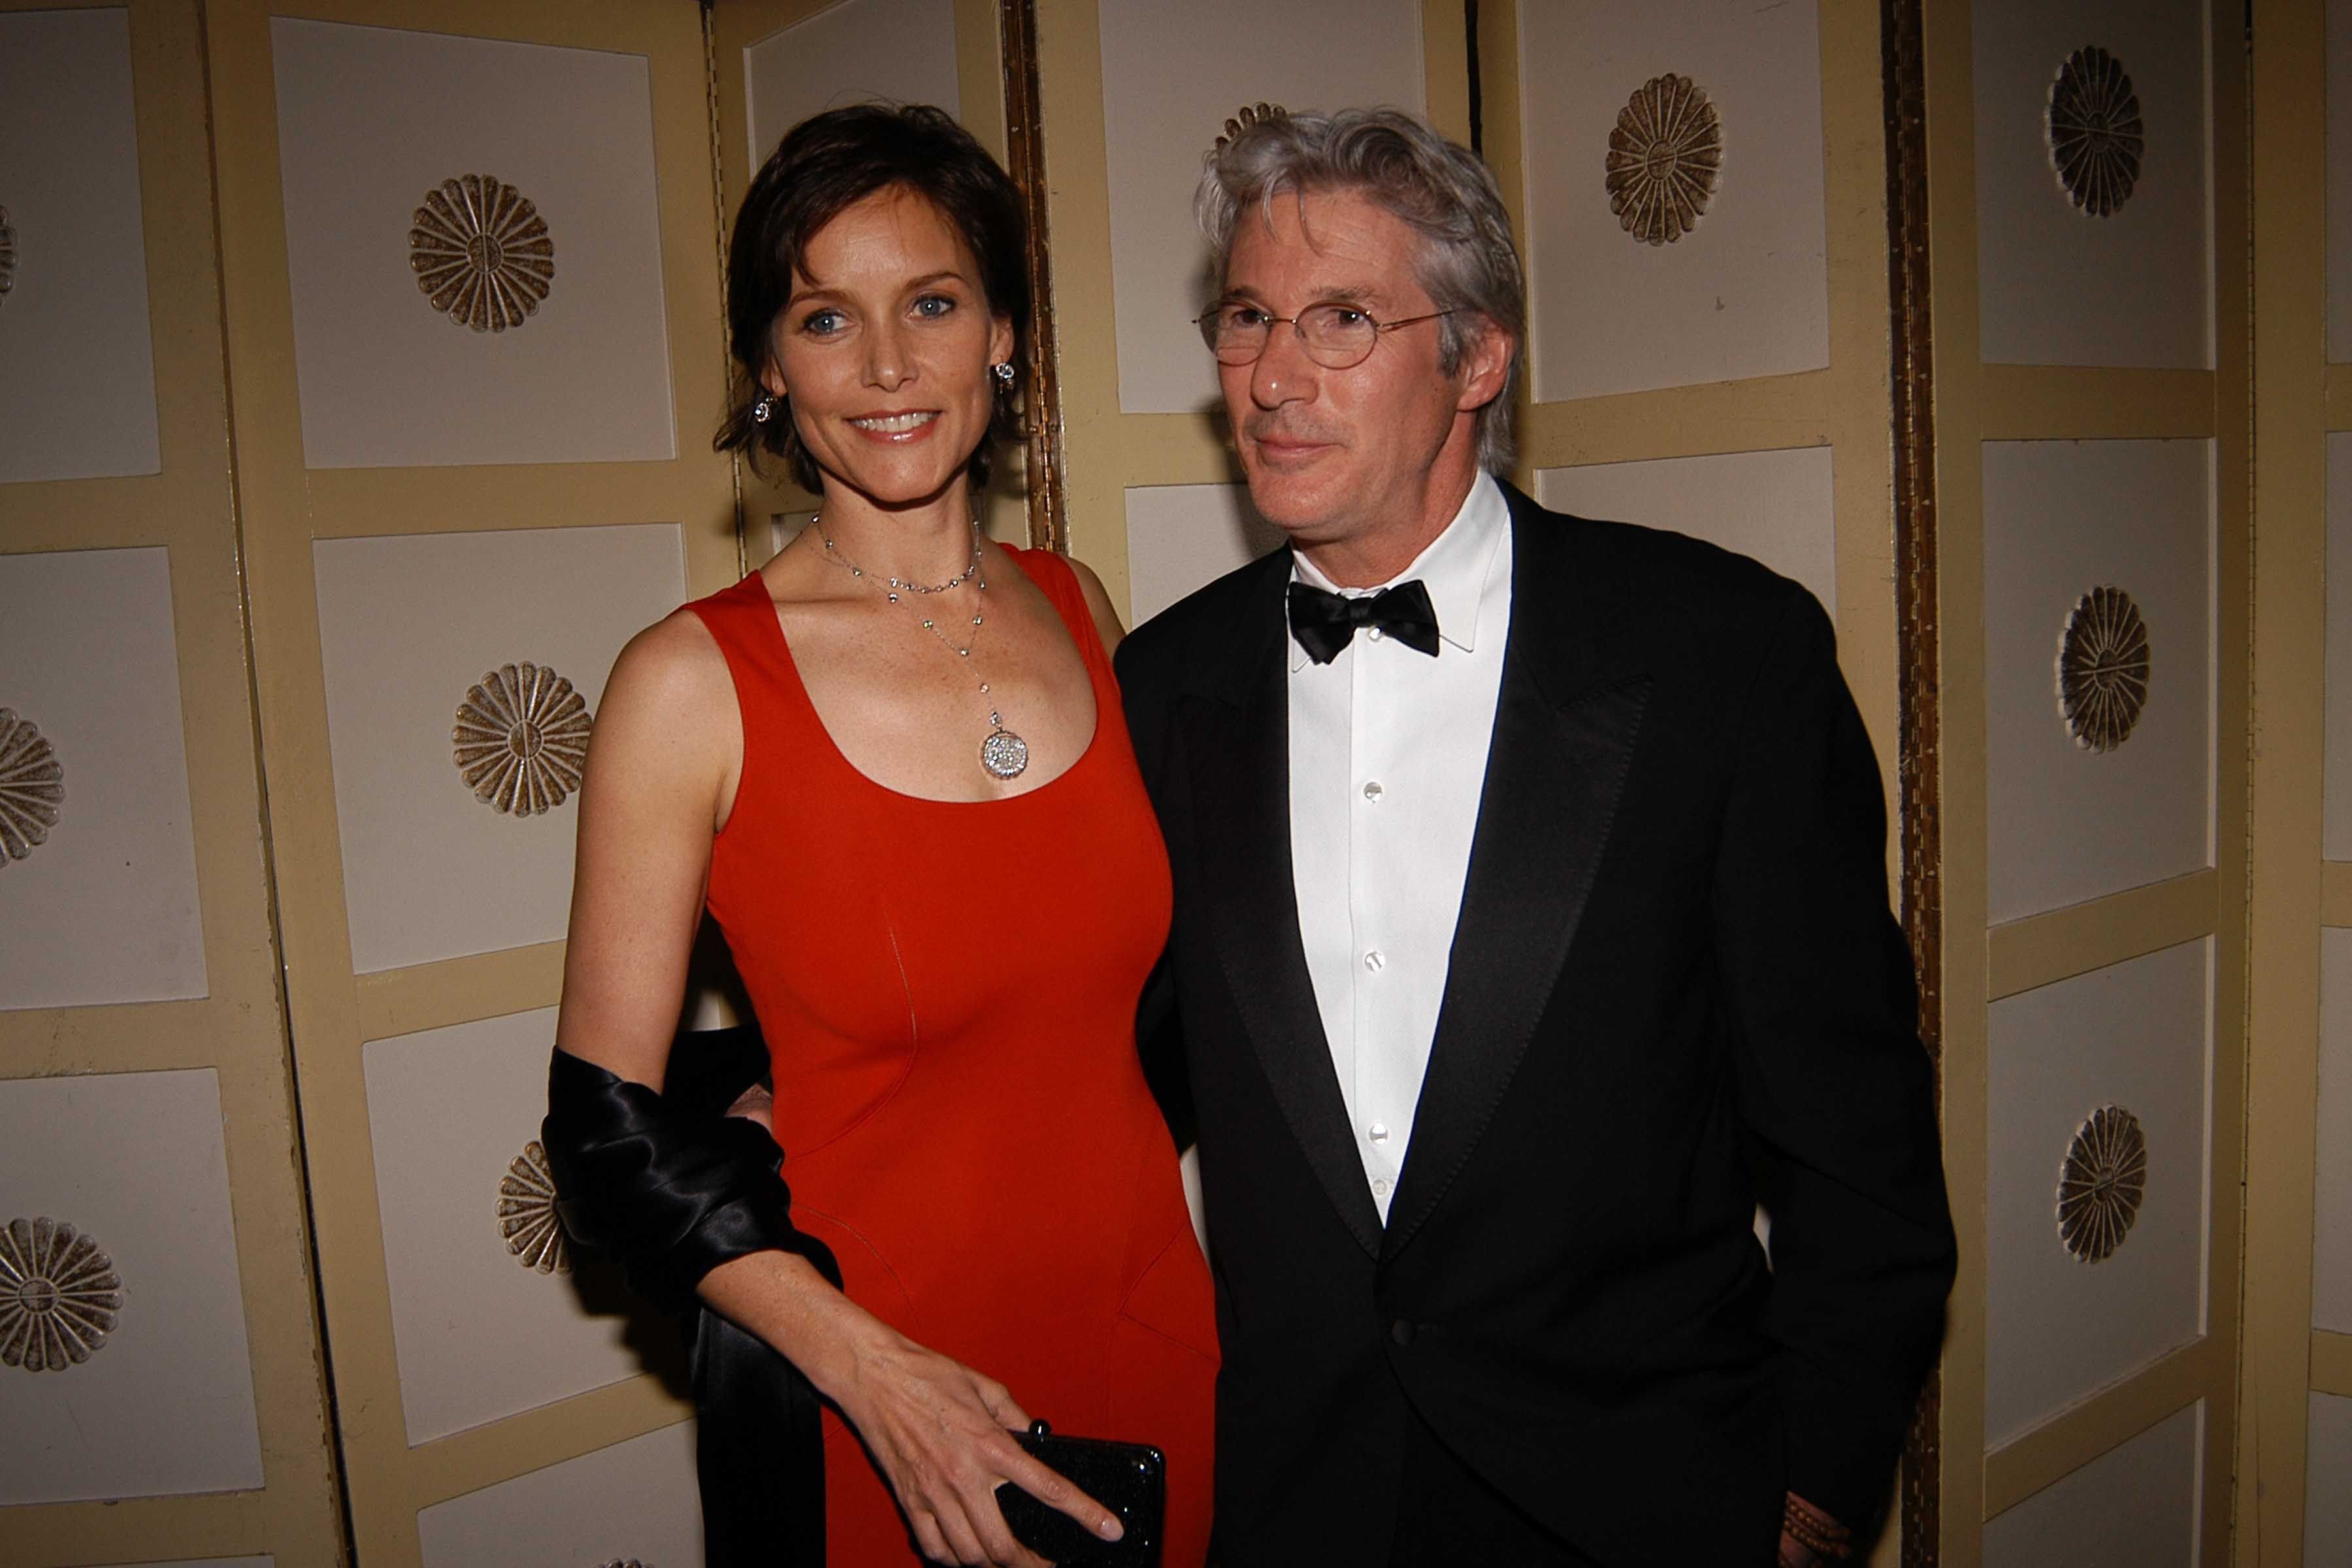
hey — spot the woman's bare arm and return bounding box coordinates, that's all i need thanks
[554,607,1120,1567]
[556,612,738,1090]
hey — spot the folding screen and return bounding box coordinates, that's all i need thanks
[203,1,737,1560]
[1917,0,2246,1561]
[1,3,344,1564]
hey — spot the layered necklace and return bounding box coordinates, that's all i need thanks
[815,515,1030,781]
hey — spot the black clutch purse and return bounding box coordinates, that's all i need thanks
[994,1420,1165,1567]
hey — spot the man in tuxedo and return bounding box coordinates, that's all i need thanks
[1115,108,1955,1566]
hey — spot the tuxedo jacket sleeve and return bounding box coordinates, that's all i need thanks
[1710,578,1953,1527]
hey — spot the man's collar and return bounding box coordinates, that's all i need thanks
[1288,470,1510,672]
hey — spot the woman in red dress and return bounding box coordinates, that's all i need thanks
[549,106,1215,1566]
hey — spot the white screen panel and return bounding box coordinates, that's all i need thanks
[270,18,676,469]
[365,1009,672,1443]
[0,547,207,1009]
[1986,939,2211,1445]
[1518,1,1830,402]
[1125,482,1283,625]
[1097,0,1426,415]
[1984,1402,2201,1567]
[1536,447,1837,618]
[0,1070,264,1504]
[0,7,161,483]
[2313,1393,2352,1565]
[312,524,686,974]
[1983,438,2215,923]
[745,0,962,167]
[1973,0,2213,368]
[416,1420,700,1568]
[2316,931,2352,1330]
[2321,0,2352,359]
[2323,434,2352,857]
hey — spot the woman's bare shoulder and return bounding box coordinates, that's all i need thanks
[594,606,740,765]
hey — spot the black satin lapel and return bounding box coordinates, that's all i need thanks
[1183,660,1387,1259]
[1380,665,1652,1259]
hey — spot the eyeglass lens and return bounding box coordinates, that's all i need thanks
[1201,303,1380,368]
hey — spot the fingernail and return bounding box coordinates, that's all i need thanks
[1100,1518,1124,1540]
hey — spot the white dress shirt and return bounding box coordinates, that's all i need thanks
[1288,471,1513,1221]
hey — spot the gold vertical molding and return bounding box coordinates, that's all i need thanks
[2205,10,2255,1564]
[1028,0,1126,593]
[1916,0,1988,1554]
[2244,0,2328,1558]
[1882,0,1940,1557]
[1000,0,1067,550]
[1469,0,1529,497]
[1420,0,1473,147]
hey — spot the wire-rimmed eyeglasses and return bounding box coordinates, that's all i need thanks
[1193,300,1457,369]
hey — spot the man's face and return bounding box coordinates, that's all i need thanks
[1217,188,1494,555]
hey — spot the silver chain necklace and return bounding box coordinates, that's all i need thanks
[816,517,1030,781]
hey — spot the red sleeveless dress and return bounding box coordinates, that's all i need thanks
[687,549,1217,1565]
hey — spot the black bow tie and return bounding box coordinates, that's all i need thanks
[1287,579,1442,664]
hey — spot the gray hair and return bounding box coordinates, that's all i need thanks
[1196,107,1526,474]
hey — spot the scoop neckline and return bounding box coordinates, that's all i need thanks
[745,549,1106,808]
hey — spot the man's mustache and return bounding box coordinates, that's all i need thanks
[1243,418,1347,448]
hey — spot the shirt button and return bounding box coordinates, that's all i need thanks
[1369,1122,1390,1145]
[1367,625,1385,642]
[1362,780,1384,802]
[1364,950,1385,973]
[1373,1177,1390,1197]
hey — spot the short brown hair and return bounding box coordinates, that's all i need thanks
[715,104,1030,493]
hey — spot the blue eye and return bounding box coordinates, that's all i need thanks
[800,308,845,336]
[913,293,956,319]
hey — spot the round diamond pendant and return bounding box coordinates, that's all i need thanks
[980,728,1030,779]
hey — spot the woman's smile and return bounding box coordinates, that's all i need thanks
[846,409,943,440]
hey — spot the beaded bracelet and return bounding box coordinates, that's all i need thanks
[1782,1493,1854,1560]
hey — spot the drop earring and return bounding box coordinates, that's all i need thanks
[990,361,1016,388]
[753,392,781,423]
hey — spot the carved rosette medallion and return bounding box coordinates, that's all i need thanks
[1605,74,1723,246]
[2057,1105,2148,1262]
[452,662,594,816]
[2047,46,2144,217]
[498,1139,571,1275]
[0,709,65,865]
[596,1560,649,1567]
[409,174,555,333]
[0,1217,124,1372]
[2057,587,2149,751]
[1215,101,1286,154]
[0,206,16,306]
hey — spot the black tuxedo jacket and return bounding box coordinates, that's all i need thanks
[1114,483,1955,1566]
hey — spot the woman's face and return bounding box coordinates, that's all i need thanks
[764,185,1013,510]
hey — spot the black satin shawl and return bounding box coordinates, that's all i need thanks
[544,1044,838,1565]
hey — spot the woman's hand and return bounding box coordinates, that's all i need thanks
[828,1320,1124,1567]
